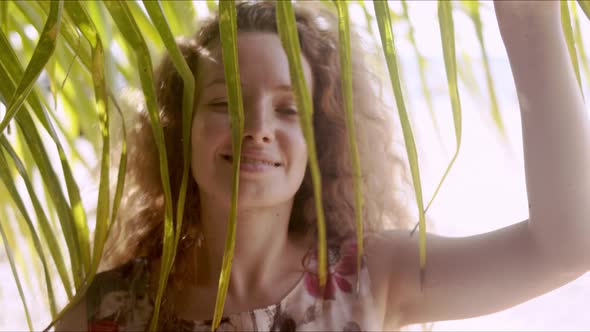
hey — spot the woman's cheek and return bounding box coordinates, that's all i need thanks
[193,112,231,142]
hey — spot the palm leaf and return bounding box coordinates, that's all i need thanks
[103,2,175,331]
[207,2,245,329]
[142,0,197,328]
[0,146,57,327]
[0,1,63,134]
[0,219,33,331]
[0,137,72,300]
[421,0,463,219]
[162,1,197,37]
[333,0,364,291]
[63,0,112,285]
[0,35,84,288]
[561,0,584,95]
[0,1,7,32]
[461,0,505,135]
[400,0,447,152]
[276,0,329,290]
[571,0,590,88]
[373,0,427,286]
[577,0,590,21]
[4,1,93,280]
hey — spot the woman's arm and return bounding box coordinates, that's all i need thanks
[495,0,590,270]
[371,1,589,328]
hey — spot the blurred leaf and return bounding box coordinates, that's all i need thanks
[207,0,218,13]
[400,0,445,148]
[2,4,92,274]
[422,0,463,220]
[561,0,584,95]
[64,0,111,284]
[127,1,163,49]
[356,0,374,34]
[0,1,7,32]
[571,0,590,89]
[0,0,62,135]
[0,146,58,325]
[166,1,197,36]
[0,35,84,288]
[461,0,505,135]
[0,137,72,300]
[577,0,590,21]
[0,219,33,331]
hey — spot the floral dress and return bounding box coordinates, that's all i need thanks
[86,239,381,331]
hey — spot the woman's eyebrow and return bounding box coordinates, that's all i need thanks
[204,79,294,93]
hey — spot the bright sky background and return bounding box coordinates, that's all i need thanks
[2,1,590,330]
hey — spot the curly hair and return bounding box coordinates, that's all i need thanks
[101,1,413,285]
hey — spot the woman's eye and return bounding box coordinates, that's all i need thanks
[209,101,228,111]
[278,107,298,115]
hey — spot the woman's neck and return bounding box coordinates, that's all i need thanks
[196,192,307,299]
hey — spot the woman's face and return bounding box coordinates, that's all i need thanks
[191,32,312,208]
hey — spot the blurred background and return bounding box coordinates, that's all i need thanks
[1,1,589,330]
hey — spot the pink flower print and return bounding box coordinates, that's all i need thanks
[303,239,363,300]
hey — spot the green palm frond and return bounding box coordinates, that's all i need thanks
[277,0,329,291]
[102,3,176,331]
[143,0,197,329]
[333,0,364,292]
[210,2,244,329]
[373,0,427,286]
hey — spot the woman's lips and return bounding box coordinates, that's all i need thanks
[220,154,282,172]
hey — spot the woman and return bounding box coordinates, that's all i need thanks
[57,1,589,331]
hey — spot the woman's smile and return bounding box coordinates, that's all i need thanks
[220,151,284,174]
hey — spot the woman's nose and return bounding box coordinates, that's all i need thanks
[243,105,273,144]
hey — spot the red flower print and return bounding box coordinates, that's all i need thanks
[303,239,363,300]
[89,319,119,332]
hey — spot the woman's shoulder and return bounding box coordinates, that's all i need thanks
[88,257,151,300]
[56,257,153,332]
[363,230,412,330]
[86,257,154,331]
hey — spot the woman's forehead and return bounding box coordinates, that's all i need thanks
[196,32,313,94]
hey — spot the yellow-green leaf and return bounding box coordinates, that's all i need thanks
[276,0,329,290]
[0,220,33,331]
[333,0,364,291]
[561,0,584,96]
[0,1,63,135]
[104,2,175,330]
[373,0,427,285]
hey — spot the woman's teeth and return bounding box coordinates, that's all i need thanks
[223,155,280,167]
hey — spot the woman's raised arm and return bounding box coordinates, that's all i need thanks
[494,0,590,270]
[368,1,590,328]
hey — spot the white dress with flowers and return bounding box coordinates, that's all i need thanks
[86,238,381,331]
